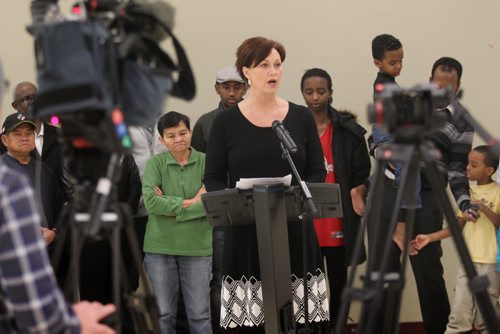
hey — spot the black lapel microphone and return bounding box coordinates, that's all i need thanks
[272,120,297,153]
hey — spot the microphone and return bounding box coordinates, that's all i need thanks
[272,120,297,153]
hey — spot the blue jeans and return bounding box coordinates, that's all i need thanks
[144,253,212,334]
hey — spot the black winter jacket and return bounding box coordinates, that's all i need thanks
[328,106,371,265]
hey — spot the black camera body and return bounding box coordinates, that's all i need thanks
[368,83,451,142]
[29,0,194,153]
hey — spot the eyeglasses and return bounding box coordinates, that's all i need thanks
[12,94,36,108]
[16,94,36,105]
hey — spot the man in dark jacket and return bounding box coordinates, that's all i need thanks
[0,112,64,244]
[2,81,66,195]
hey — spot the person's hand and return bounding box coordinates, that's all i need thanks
[462,201,479,222]
[41,227,56,245]
[153,186,163,197]
[182,198,195,208]
[350,184,367,216]
[196,185,207,198]
[412,234,431,251]
[471,200,486,212]
[182,185,206,208]
[72,301,116,334]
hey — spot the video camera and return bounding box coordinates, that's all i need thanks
[368,83,451,142]
[29,0,195,153]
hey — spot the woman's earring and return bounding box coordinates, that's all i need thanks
[248,79,251,86]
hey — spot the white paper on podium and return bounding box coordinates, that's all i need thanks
[235,174,292,190]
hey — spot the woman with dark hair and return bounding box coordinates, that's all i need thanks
[142,111,212,334]
[301,68,371,331]
[204,37,329,332]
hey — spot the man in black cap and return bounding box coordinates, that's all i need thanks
[1,112,64,247]
[1,81,67,196]
[191,66,247,152]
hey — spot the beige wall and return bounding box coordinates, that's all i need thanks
[2,0,500,323]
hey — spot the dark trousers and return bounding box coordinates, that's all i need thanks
[210,226,225,334]
[79,215,147,333]
[321,246,347,326]
[368,181,450,334]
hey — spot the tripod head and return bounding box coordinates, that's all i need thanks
[368,83,450,143]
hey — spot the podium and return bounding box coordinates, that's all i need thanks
[201,182,342,333]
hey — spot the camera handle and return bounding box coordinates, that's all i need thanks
[451,98,500,156]
[335,140,500,334]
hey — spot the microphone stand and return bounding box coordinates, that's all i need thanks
[279,142,318,333]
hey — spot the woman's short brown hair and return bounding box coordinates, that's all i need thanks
[235,37,286,83]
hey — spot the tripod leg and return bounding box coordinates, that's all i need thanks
[110,223,122,333]
[359,147,419,334]
[380,151,421,334]
[120,205,162,334]
[50,205,71,298]
[69,219,87,303]
[422,158,500,334]
[335,161,386,334]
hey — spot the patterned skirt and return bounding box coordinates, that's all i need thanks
[220,220,329,329]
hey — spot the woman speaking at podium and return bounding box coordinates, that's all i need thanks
[204,36,329,333]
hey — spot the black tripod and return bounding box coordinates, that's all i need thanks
[51,152,161,333]
[335,135,500,334]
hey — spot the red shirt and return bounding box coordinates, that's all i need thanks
[314,122,344,247]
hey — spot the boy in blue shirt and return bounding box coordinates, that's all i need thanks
[372,34,403,91]
[370,34,417,252]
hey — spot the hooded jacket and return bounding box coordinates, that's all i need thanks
[328,106,371,265]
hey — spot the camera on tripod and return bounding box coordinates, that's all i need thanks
[368,83,451,142]
[29,0,195,154]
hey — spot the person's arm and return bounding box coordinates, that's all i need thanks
[142,156,184,217]
[153,184,207,222]
[122,154,142,215]
[413,228,451,250]
[1,168,117,333]
[446,119,476,218]
[497,161,500,185]
[304,110,327,182]
[180,184,206,208]
[204,112,230,191]
[413,216,466,250]
[351,184,367,216]
[472,199,500,228]
[0,170,80,333]
[47,164,65,231]
[143,155,207,222]
[191,116,207,153]
[371,126,393,147]
[41,226,57,245]
[350,128,371,216]
[72,301,116,334]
